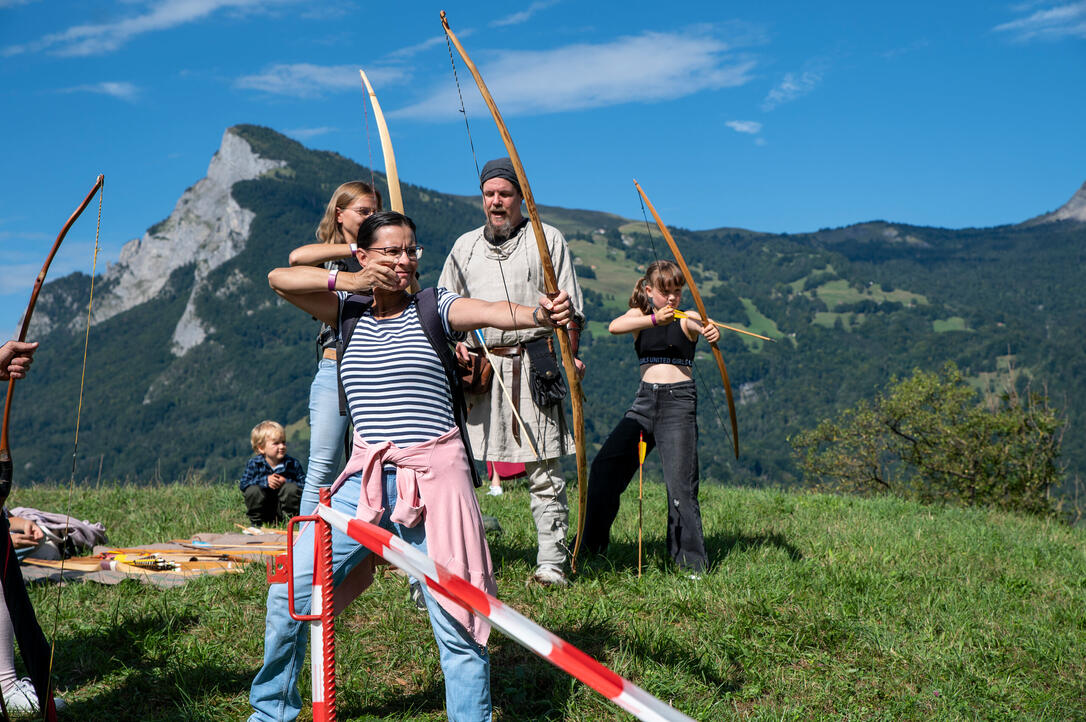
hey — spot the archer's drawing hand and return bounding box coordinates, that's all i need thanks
[0,340,38,380]
[345,263,399,294]
[654,305,676,325]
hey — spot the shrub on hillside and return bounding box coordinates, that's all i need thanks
[791,362,1065,518]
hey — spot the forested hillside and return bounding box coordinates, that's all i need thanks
[7,125,1085,500]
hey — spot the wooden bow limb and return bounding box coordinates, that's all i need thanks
[358,68,419,294]
[1,174,104,504]
[441,11,589,571]
[472,330,541,461]
[634,179,739,459]
[671,309,775,342]
[359,69,402,213]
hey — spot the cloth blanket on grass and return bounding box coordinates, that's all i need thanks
[20,532,286,589]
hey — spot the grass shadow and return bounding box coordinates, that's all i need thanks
[45,605,254,721]
[580,527,802,573]
[705,529,803,562]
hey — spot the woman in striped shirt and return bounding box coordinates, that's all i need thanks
[251,211,571,722]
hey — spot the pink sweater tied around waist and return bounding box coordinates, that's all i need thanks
[329,426,496,646]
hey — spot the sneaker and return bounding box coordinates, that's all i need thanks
[528,565,568,588]
[2,677,67,714]
[486,486,503,497]
[409,580,427,611]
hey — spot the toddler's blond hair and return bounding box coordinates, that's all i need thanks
[250,420,285,453]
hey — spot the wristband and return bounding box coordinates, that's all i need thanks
[532,306,543,327]
[650,312,657,326]
[349,243,358,253]
[327,269,339,291]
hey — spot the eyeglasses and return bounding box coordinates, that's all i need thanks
[345,206,377,217]
[369,245,423,260]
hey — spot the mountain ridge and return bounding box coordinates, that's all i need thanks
[9,125,1086,499]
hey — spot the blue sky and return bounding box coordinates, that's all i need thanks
[2,0,1084,334]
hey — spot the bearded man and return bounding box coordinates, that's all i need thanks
[438,158,585,587]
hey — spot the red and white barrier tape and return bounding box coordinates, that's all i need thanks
[316,503,694,722]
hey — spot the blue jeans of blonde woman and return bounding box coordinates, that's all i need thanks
[247,468,492,722]
[301,358,347,516]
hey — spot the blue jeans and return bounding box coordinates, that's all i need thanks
[302,358,348,515]
[582,381,707,572]
[248,469,491,722]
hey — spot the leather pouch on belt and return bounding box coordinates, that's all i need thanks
[524,337,567,407]
[458,349,494,394]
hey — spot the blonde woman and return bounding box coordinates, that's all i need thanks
[288,181,383,514]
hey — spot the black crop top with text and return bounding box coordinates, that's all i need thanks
[634,320,696,367]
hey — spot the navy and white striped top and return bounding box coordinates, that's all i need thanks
[338,289,464,447]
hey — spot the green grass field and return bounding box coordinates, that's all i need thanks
[11,480,1085,720]
[932,316,969,333]
[810,279,928,310]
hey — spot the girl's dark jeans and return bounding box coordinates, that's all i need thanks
[582,380,707,572]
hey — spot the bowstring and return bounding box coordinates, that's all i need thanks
[444,32,519,340]
[446,32,482,182]
[636,192,729,436]
[48,180,104,706]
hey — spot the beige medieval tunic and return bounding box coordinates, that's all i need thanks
[438,221,585,463]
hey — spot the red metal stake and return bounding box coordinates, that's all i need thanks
[311,488,337,721]
[279,489,338,722]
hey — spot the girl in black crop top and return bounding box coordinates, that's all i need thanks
[580,261,720,575]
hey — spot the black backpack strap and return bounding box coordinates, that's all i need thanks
[415,288,482,488]
[337,293,374,417]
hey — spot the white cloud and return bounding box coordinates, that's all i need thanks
[0,239,100,294]
[284,126,337,139]
[881,38,930,59]
[58,81,140,101]
[394,28,757,120]
[726,120,762,134]
[490,0,560,28]
[389,33,450,59]
[3,0,300,57]
[994,1,1086,41]
[235,64,409,99]
[0,264,41,295]
[761,68,823,111]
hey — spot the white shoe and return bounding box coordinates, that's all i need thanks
[2,677,67,714]
[528,565,568,587]
[486,486,503,496]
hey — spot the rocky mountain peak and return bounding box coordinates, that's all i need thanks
[33,127,285,351]
[1029,180,1086,225]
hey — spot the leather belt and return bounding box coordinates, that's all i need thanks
[486,345,522,444]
